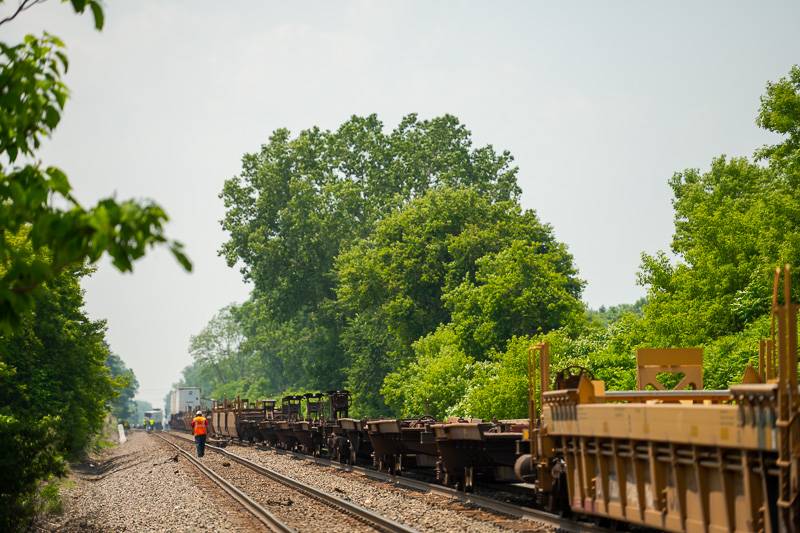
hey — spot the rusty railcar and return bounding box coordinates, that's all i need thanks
[238,399,275,442]
[169,411,190,432]
[432,418,525,489]
[170,407,214,435]
[319,391,372,463]
[366,416,439,473]
[274,395,302,449]
[255,399,279,445]
[517,266,800,532]
[211,397,261,440]
[290,393,325,455]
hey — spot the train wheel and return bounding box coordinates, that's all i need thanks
[464,467,474,493]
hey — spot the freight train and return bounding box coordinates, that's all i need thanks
[170,266,800,532]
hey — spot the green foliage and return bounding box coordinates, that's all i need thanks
[337,311,397,417]
[637,157,782,345]
[106,353,138,423]
[453,318,643,420]
[0,4,191,331]
[756,65,800,176]
[220,114,519,313]
[701,316,769,390]
[445,240,584,357]
[201,66,800,427]
[453,335,533,420]
[0,3,189,528]
[215,114,520,398]
[0,270,118,530]
[637,66,800,357]
[336,187,582,412]
[586,298,645,327]
[189,305,247,384]
[382,326,474,419]
[619,64,800,397]
[0,33,68,161]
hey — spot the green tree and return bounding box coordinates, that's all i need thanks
[0,267,118,529]
[756,64,800,177]
[444,240,584,357]
[336,187,582,414]
[220,114,521,396]
[188,305,247,384]
[106,353,138,422]
[0,0,190,331]
[638,66,800,347]
[382,325,473,419]
[586,298,646,327]
[0,3,192,528]
[220,114,519,314]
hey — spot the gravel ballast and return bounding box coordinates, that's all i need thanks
[181,434,554,532]
[42,429,554,532]
[41,431,264,532]
[163,433,379,533]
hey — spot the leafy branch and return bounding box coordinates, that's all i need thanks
[0,1,190,331]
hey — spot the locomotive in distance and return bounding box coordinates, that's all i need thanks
[170,266,800,533]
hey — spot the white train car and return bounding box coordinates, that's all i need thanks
[170,387,201,415]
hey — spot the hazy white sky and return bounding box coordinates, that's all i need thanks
[6,1,799,406]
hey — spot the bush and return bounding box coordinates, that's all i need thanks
[0,271,117,530]
[382,326,475,419]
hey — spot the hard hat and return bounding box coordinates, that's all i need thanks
[196,410,203,415]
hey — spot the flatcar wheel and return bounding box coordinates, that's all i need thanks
[463,467,474,493]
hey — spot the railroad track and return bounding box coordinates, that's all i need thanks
[159,432,418,533]
[255,442,605,533]
[154,433,291,532]
[166,431,604,532]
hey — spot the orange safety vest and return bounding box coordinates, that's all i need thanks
[192,416,208,436]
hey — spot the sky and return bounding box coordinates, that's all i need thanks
[5,1,799,407]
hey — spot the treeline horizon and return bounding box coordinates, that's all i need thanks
[169,65,800,420]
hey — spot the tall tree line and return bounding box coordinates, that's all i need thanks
[176,113,586,415]
[178,65,800,420]
[1,2,186,529]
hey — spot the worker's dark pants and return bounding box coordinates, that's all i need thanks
[195,434,206,457]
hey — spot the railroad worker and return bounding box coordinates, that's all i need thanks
[191,410,209,457]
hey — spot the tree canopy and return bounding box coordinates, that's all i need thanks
[0,2,184,528]
[336,187,583,414]
[178,64,800,425]
[0,0,190,331]
[0,266,126,529]
[177,114,582,416]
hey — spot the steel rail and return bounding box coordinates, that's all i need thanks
[164,432,418,533]
[154,433,293,533]
[260,443,606,533]
[170,430,604,533]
